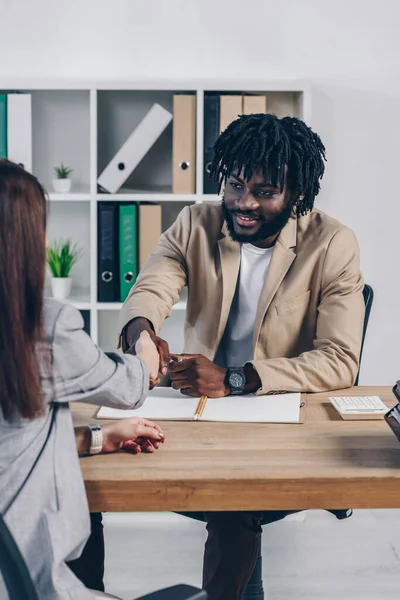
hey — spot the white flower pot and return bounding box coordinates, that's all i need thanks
[51,277,72,300]
[52,178,72,194]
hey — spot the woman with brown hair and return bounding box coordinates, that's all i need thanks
[0,160,163,599]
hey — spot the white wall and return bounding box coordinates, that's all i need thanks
[1,0,399,384]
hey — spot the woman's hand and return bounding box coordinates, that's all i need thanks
[101,417,165,454]
[135,330,161,388]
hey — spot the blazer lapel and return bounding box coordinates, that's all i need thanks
[253,214,298,349]
[215,222,241,350]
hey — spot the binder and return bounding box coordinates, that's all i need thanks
[7,93,32,172]
[203,94,220,194]
[97,203,119,302]
[138,204,162,269]
[98,103,173,194]
[119,203,138,302]
[242,95,267,115]
[80,310,91,337]
[0,94,7,159]
[172,95,196,194]
[219,95,242,133]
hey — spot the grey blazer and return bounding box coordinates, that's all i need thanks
[0,298,148,600]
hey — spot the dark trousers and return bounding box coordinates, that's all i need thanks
[183,510,296,600]
[194,509,351,600]
[67,512,105,592]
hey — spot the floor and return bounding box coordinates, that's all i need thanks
[103,509,400,599]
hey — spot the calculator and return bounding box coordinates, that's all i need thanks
[329,395,389,420]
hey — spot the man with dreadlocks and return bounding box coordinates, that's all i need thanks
[119,114,364,600]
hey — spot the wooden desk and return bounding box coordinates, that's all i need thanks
[72,386,400,512]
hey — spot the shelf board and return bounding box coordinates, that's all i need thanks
[96,302,124,310]
[59,289,92,310]
[48,185,92,202]
[0,78,310,93]
[200,195,220,203]
[96,193,198,203]
[96,301,187,311]
[47,193,219,202]
[48,193,92,202]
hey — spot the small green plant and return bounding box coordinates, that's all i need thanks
[54,163,73,179]
[47,240,80,278]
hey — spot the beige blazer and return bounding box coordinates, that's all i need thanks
[120,204,364,394]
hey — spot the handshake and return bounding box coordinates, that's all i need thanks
[126,319,231,398]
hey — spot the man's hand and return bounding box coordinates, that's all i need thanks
[101,418,165,454]
[168,354,230,397]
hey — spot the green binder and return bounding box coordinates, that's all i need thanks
[119,203,138,302]
[0,94,7,159]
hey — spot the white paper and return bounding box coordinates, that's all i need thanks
[96,389,301,423]
[96,387,200,420]
[202,393,301,423]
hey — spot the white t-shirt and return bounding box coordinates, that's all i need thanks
[215,243,274,368]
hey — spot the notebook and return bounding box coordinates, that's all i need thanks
[96,388,303,423]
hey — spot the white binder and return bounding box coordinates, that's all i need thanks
[98,103,173,193]
[7,94,32,172]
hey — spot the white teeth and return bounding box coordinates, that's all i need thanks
[238,215,256,221]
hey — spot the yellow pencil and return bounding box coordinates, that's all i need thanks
[194,395,208,420]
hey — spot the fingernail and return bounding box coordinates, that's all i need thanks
[158,432,164,438]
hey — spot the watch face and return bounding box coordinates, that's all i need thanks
[229,371,245,389]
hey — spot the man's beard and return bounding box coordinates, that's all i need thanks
[221,196,294,244]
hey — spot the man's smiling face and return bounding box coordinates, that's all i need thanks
[221,168,298,248]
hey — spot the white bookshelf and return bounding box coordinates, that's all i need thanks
[0,79,311,349]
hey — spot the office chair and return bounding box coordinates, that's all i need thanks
[354,283,374,386]
[242,283,374,600]
[0,514,206,600]
[0,513,39,600]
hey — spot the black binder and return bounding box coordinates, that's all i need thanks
[79,310,91,336]
[98,202,119,302]
[203,94,220,194]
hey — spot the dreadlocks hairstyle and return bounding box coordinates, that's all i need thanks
[210,113,326,216]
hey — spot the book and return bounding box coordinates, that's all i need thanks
[203,94,220,194]
[97,103,173,194]
[242,94,267,115]
[96,387,303,423]
[172,94,196,194]
[0,94,7,159]
[119,203,138,302]
[138,203,162,269]
[97,202,119,302]
[220,95,242,133]
[7,93,32,172]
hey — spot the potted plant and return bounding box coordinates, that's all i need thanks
[52,163,73,193]
[47,240,80,300]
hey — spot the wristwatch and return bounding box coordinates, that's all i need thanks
[226,368,247,395]
[87,424,103,455]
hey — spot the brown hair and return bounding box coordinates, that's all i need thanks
[0,160,48,420]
